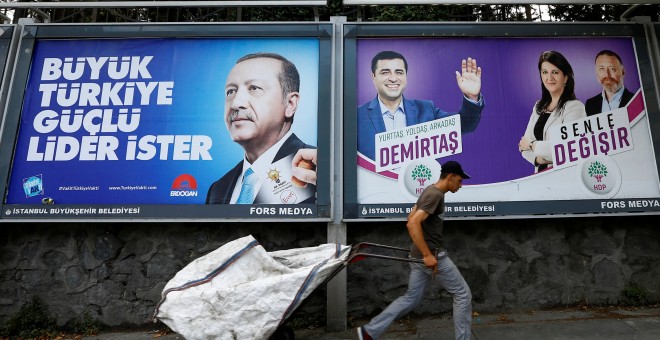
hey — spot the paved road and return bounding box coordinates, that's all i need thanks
[89,305,660,339]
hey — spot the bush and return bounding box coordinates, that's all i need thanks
[621,282,648,306]
[69,312,101,336]
[1,296,59,339]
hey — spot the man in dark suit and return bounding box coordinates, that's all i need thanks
[357,51,484,161]
[585,50,634,116]
[206,53,316,204]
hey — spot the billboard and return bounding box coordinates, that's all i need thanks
[344,23,660,219]
[0,24,332,220]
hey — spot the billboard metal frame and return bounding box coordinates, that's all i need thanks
[342,21,660,221]
[0,25,15,129]
[0,22,334,222]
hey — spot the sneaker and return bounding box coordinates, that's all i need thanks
[357,326,373,340]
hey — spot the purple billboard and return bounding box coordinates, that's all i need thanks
[354,37,660,215]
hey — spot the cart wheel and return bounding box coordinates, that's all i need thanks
[270,325,295,340]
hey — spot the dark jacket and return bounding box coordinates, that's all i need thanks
[206,133,315,204]
[585,87,634,116]
[357,96,483,160]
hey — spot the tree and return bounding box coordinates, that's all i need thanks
[2,0,658,23]
[548,4,660,22]
[475,5,538,21]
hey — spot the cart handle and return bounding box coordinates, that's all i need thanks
[347,242,423,264]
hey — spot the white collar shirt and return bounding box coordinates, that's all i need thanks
[378,98,406,131]
[230,131,293,204]
[601,86,625,113]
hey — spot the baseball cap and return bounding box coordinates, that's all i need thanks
[441,161,471,179]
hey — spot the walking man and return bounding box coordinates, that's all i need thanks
[358,160,473,340]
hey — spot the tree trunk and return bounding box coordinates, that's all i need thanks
[525,5,533,21]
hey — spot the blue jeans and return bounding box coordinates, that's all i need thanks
[363,254,472,340]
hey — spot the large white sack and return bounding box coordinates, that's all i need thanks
[154,235,350,340]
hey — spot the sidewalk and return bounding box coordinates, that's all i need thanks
[89,305,660,339]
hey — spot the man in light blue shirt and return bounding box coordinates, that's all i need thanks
[357,51,485,161]
[585,50,634,116]
[206,53,316,204]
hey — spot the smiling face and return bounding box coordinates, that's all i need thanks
[540,61,568,97]
[372,58,407,105]
[595,54,625,94]
[224,57,297,160]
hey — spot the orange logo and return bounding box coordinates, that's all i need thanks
[171,174,198,190]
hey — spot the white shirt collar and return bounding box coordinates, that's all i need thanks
[378,97,406,131]
[601,86,625,112]
[230,131,293,203]
[378,97,405,116]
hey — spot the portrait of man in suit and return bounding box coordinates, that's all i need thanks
[585,49,634,116]
[357,50,485,161]
[206,52,317,204]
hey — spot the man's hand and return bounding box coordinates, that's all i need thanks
[407,208,437,271]
[291,148,317,187]
[423,253,438,270]
[456,57,482,101]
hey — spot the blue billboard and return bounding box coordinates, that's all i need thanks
[0,24,332,220]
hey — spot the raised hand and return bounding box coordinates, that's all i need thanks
[455,57,482,101]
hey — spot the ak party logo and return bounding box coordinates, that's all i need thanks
[170,174,198,197]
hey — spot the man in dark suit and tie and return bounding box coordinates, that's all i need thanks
[357,51,484,161]
[585,50,634,116]
[206,52,316,204]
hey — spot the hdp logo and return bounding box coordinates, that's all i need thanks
[411,164,433,187]
[587,161,608,183]
[578,155,620,198]
[170,174,198,197]
[399,160,441,201]
[23,175,44,198]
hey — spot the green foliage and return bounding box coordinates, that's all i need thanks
[474,5,537,21]
[25,0,660,23]
[621,282,648,306]
[286,311,325,330]
[0,298,103,339]
[1,296,59,339]
[69,312,101,336]
[548,5,637,22]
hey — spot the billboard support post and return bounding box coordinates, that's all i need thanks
[0,24,19,127]
[326,15,347,332]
